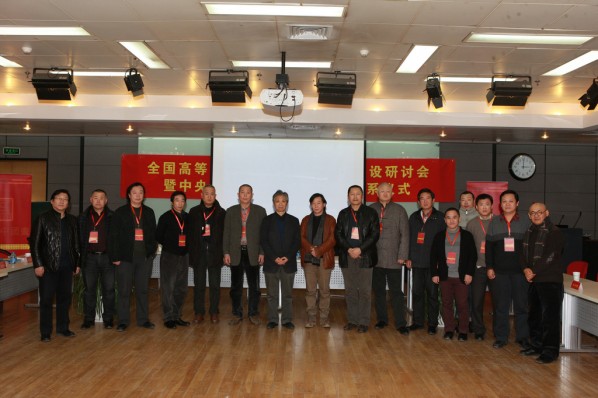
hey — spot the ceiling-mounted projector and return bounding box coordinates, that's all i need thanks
[260,52,303,118]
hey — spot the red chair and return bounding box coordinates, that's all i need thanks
[566,261,588,279]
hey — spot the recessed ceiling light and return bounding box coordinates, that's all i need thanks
[542,131,549,139]
[440,130,446,138]
[543,51,598,76]
[203,2,345,17]
[126,124,134,132]
[0,26,90,36]
[465,33,593,45]
[396,45,439,74]
[230,125,237,134]
[119,42,169,69]
[23,122,31,131]
[0,55,22,68]
[232,60,331,68]
[335,128,342,136]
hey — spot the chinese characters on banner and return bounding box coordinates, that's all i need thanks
[120,154,211,199]
[365,158,456,202]
[0,174,32,254]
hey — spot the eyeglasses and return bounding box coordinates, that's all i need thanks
[528,210,545,217]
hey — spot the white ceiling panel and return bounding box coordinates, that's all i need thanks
[49,0,138,22]
[124,0,208,21]
[144,21,216,41]
[445,45,514,63]
[83,22,159,41]
[480,3,573,29]
[402,25,474,46]
[412,1,496,26]
[210,21,278,42]
[339,24,408,44]
[0,0,72,20]
[220,40,281,60]
[545,5,598,30]
[345,1,422,24]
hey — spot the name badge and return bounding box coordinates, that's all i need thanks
[504,237,515,252]
[88,230,99,244]
[178,234,186,247]
[480,241,486,254]
[571,280,582,290]
[203,224,211,237]
[135,228,144,241]
[446,251,457,265]
[417,232,425,244]
[351,227,359,240]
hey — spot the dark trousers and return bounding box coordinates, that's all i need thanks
[411,267,439,327]
[440,277,469,334]
[229,250,260,318]
[471,266,489,335]
[82,253,115,323]
[265,268,295,324]
[341,258,373,326]
[489,272,529,342]
[528,282,563,360]
[160,251,189,322]
[39,265,74,336]
[116,256,153,326]
[373,267,407,328]
[193,256,222,316]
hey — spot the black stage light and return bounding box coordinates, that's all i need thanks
[31,68,77,100]
[579,79,598,111]
[425,74,443,109]
[124,68,144,97]
[486,75,532,106]
[208,70,252,103]
[316,72,356,106]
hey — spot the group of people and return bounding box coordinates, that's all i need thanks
[30,182,565,364]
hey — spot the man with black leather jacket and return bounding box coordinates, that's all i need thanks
[31,189,80,342]
[335,185,380,333]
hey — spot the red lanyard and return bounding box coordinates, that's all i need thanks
[203,207,215,222]
[446,229,461,246]
[90,210,104,230]
[506,220,512,237]
[380,205,386,220]
[131,205,142,227]
[478,217,489,236]
[241,206,250,222]
[171,209,184,234]
[420,210,431,231]
[350,208,359,223]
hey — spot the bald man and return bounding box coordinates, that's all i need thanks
[520,202,564,364]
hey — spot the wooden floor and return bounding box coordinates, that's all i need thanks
[1,282,598,398]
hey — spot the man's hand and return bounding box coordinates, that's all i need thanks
[405,260,412,269]
[34,267,45,277]
[523,268,535,282]
[74,267,80,276]
[432,276,439,284]
[113,261,121,266]
[487,268,496,280]
[223,254,231,266]
[464,275,473,285]
[348,248,361,259]
[258,254,264,265]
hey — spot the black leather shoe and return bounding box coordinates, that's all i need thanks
[428,326,437,335]
[164,320,177,329]
[357,325,368,333]
[443,331,454,340]
[58,330,76,337]
[535,355,557,364]
[397,326,409,335]
[493,340,507,349]
[520,347,540,356]
[374,321,387,330]
[343,323,357,331]
[282,322,295,330]
[103,320,113,329]
[41,334,51,342]
[81,321,93,329]
[267,322,278,329]
[458,333,468,342]
[141,321,155,329]
[175,318,191,327]
[516,339,530,349]
[408,324,423,331]
[116,324,127,332]
[475,334,484,341]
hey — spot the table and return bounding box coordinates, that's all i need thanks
[0,259,37,302]
[562,273,598,352]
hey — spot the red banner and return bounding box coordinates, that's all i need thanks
[365,159,455,202]
[0,174,32,254]
[466,181,509,215]
[120,154,211,199]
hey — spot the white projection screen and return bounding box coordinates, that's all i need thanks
[212,138,364,218]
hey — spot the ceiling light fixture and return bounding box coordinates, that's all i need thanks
[124,68,144,97]
[0,55,22,68]
[203,2,345,17]
[232,60,331,69]
[23,122,30,131]
[208,70,252,103]
[486,75,532,107]
[230,125,237,134]
[396,45,438,74]
[0,26,90,36]
[543,51,598,76]
[31,68,77,100]
[578,78,598,110]
[119,41,170,69]
[425,74,443,109]
[542,131,549,139]
[316,72,356,106]
[126,125,134,132]
[465,33,593,46]
[440,130,446,138]
[335,128,342,136]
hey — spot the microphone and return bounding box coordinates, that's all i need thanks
[573,211,582,228]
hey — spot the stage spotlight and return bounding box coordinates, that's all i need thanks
[208,70,252,103]
[31,68,77,100]
[579,79,598,110]
[124,68,144,97]
[316,72,356,105]
[486,75,532,106]
[425,74,443,109]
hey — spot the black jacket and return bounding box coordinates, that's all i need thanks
[260,212,301,274]
[430,227,477,284]
[31,209,80,272]
[187,200,226,268]
[156,209,188,256]
[335,204,380,268]
[408,208,445,269]
[108,204,157,262]
[78,205,113,264]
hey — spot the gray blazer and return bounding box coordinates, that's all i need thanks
[369,201,410,269]
[223,203,267,266]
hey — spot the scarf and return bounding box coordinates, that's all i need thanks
[306,213,325,265]
[522,219,552,266]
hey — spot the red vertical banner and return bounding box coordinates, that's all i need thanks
[365,159,456,202]
[466,181,509,215]
[120,154,212,199]
[0,174,32,254]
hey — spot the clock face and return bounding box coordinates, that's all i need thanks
[509,153,536,181]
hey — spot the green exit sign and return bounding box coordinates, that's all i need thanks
[3,147,21,156]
